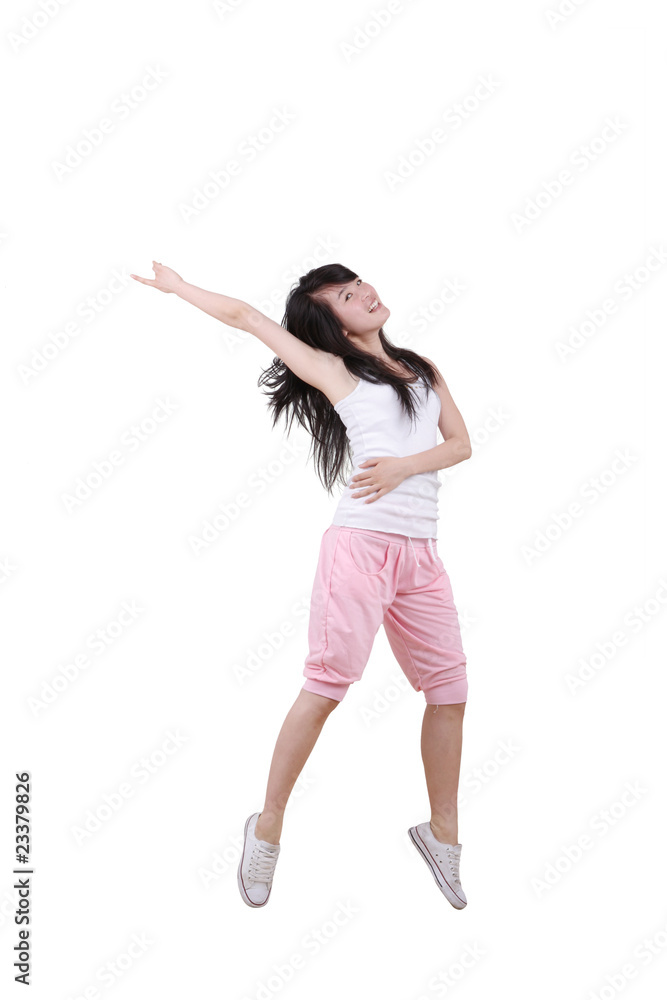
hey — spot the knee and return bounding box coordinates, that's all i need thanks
[300,689,342,717]
[428,701,466,715]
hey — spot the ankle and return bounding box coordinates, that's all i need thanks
[429,820,458,845]
[255,811,282,844]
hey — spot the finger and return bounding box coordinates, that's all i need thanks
[130,274,156,285]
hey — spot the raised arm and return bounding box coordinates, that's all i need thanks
[131,262,339,392]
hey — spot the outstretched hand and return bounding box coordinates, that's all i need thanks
[349,456,408,502]
[130,261,184,293]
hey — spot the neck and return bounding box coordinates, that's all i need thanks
[346,331,387,358]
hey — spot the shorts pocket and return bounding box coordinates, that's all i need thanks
[346,530,392,576]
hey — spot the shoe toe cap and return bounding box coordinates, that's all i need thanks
[247,884,270,905]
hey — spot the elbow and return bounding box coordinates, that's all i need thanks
[456,438,472,462]
[442,434,472,464]
[232,303,250,331]
[226,301,251,331]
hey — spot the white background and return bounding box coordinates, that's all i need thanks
[2,0,666,997]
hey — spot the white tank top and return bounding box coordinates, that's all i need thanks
[331,375,442,539]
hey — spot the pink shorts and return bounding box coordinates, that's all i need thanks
[302,525,468,705]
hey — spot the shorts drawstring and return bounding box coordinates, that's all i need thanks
[407,536,434,567]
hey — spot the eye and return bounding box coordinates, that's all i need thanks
[345,278,362,301]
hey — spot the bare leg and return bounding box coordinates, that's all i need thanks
[254,688,340,844]
[421,702,466,844]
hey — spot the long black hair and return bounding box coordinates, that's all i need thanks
[257,263,439,495]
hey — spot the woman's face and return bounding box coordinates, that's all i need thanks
[318,276,390,336]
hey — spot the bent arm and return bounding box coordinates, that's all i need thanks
[402,439,471,476]
[410,356,471,472]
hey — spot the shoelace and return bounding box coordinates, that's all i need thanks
[432,844,461,886]
[248,843,280,885]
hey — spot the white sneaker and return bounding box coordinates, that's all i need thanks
[408,821,467,909]
[238,812,281,908]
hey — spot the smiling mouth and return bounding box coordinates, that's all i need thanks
[368,298,380,313]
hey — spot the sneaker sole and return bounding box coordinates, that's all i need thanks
[407,826,467,909]
[237,813,273,908]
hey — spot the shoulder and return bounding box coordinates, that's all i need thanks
[420,356,457,409]
[420,356,444,387]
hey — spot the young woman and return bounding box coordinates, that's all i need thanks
[131,260,472,910]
